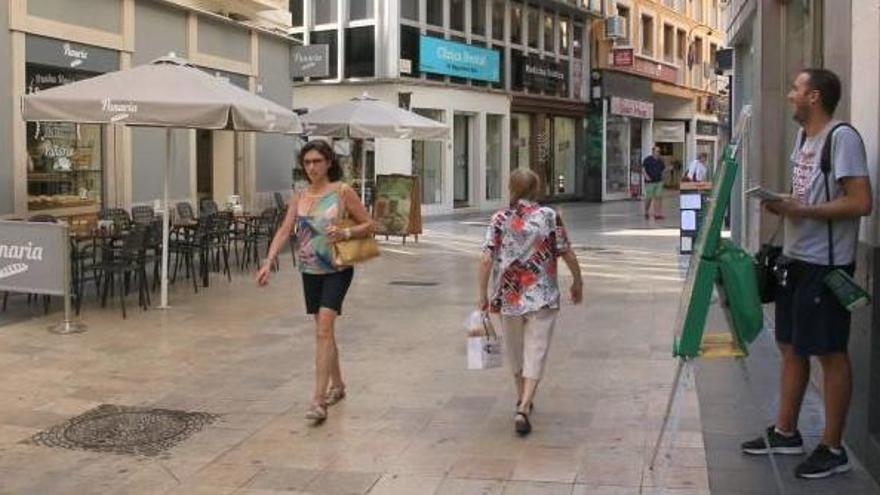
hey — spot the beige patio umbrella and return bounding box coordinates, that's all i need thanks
[22,54,303,309]
[301,93,448,199]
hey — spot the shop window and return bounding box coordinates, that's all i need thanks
[402,0,419,21]
[427,0,444,27]
[26,64,103,212]
[492,45,505,89]
[472,0,486,36]
[310,30,338,79]
[677,28,687,61]
[510,113,531,172]
[641,14,654,57]
[349,0,373,21]
[412,109,445,204]
[559,18,570,54]
[573,23,583,59]
[510,3,524,45]
[543,13,554,53]
[663,24,674,62]
[400,25,421,77]
[450,0,465,31]
[486,115,504,200]
[492,0,505,41]
[290,0,304,27]
[345,26,374,78]
[527,8,539,49]
[616,5,631,45]
[313,0,338,25]
[511,49,525,91]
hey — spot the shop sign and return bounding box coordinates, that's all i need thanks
[26,35,118,73]
[291,44,330,78]
[610,96,653,119]
[612,48,634,67]
[419,36,500,82]
[696,121,719,136]
[654,121,686,143]
[521,55,566,93]
[615,53,678,85]
[0,221,67,296]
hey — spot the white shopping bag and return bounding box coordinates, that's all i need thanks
[465,311,503,370]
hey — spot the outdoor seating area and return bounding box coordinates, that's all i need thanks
[0,203,282,320]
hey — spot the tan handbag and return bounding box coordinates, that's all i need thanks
[332,184,380,266]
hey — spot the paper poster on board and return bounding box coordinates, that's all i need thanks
[373,174,422,236]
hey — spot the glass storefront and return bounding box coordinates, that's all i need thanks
[412,109,444,204]
[26,64,104,212]
[605,115,631,198]
[553,117,575,195]
[486,114,503,200]
[696,139,716,182]
[510,113,531,172]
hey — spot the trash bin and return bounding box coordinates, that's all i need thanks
[716,239,764,346]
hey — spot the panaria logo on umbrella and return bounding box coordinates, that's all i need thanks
[0,241,43,280]
[102,98,138,122]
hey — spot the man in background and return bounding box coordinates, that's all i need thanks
[642,145,666,220]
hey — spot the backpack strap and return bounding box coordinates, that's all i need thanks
[818,122,859,265]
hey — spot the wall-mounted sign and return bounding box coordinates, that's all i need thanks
[400,58,412,75]
[615,53,678,85]
[654,120,686,143]
[520,55,566,93]
[419,36,500,82]
[26,35,118,73]
[612,48,634,67]
[696,121,719,136]
[610,96,654,119]
[291,44,330,78]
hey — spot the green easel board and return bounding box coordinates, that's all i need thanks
[673,143,760,358]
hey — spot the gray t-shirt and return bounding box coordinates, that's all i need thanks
[784,121,868,265]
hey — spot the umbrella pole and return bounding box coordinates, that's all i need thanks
[160,128,172,309]
[359,138,366,202]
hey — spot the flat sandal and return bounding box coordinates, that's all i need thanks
[304,402,327,422]
[325,386,346,406]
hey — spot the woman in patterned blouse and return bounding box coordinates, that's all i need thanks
[478,169,584,435]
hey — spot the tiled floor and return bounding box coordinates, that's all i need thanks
[0,199,708,494]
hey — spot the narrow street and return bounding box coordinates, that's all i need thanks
[0,199,709,494]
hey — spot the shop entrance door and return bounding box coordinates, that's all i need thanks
[696,140,716,182]
[453,114,472,208]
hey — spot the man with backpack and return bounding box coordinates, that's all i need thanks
[740,69,873,479]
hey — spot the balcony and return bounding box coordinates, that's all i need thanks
[168,0,292,29]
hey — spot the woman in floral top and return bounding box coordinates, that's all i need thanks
[478,169,583,435]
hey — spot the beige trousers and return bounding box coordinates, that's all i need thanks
[501,308,559,380]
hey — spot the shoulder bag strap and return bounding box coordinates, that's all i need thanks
[819,123,853,266]
[335,183,349,222]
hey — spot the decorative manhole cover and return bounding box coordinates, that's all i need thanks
[26,404,217,456]
[389,281,439,286]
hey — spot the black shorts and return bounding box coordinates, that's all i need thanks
[301,268,354,315]
[775,260,854,356]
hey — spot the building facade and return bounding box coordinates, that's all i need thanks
[591,0,726,201]
[291,0,601,216]
[726,0,880,484]
[0,0,298,220]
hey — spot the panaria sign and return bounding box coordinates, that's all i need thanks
[0,221,67,296]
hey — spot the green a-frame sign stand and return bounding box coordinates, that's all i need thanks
[649,130,768,474]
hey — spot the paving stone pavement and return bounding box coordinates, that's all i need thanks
[0,198,709,495]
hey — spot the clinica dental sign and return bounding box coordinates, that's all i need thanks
[419,36,500,82]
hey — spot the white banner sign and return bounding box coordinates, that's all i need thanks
[653,120,686,143]
[610,97,654,119]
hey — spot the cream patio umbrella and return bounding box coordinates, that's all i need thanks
[300,93,449,199]
[22,54,303,309]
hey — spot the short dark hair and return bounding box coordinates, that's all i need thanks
[802,68,842,116]
[298,139,342,183]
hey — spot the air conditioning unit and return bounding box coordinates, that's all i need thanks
[605,16,626,40]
